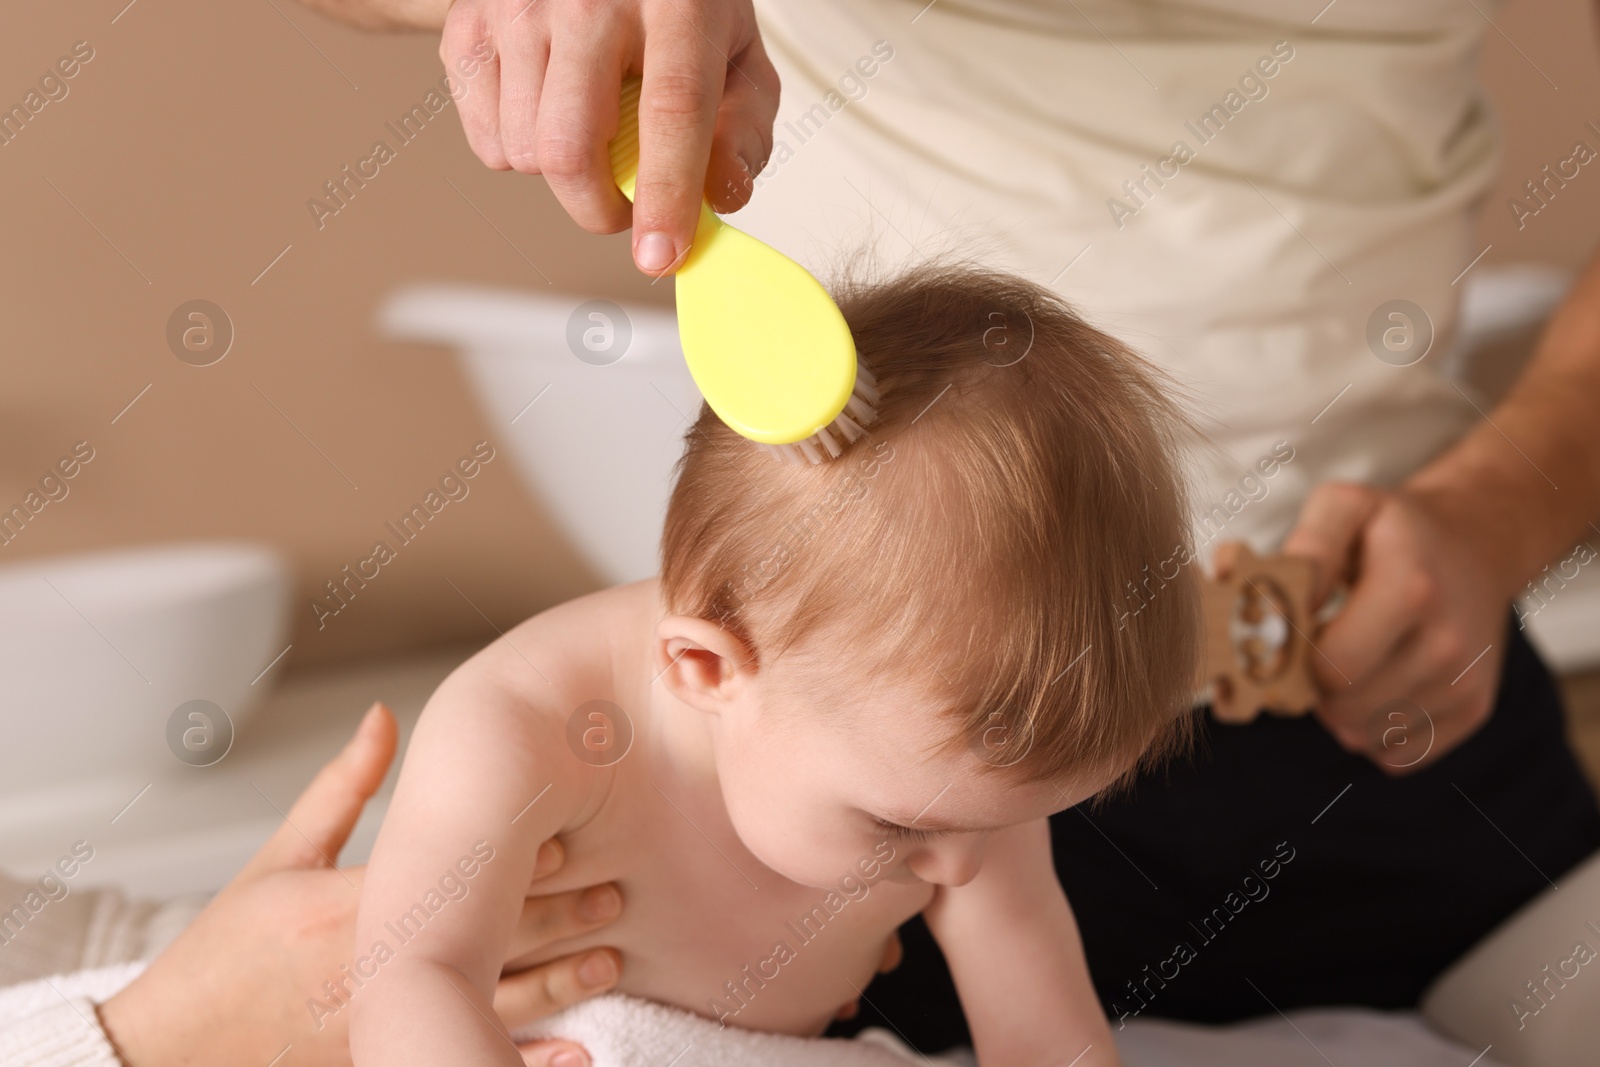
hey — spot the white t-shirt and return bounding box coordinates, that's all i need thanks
[736,0,1498,553]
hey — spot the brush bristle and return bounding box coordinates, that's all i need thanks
[766,366,879,466]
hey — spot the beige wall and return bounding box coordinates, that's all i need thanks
[1476,0,1600,261]
[2,0,1597,669]
[0,2,669,666]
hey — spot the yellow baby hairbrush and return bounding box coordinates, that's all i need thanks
[609,76,878,464]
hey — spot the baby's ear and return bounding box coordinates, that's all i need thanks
[654,616,756,712]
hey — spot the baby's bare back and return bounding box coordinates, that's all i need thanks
[460,581,933,1037]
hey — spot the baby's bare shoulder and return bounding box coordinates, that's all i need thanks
[430,581,646,742]
[396,585,648,836]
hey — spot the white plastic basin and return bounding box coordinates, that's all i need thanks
[0,542,290,794]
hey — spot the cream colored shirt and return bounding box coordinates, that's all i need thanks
[737,0,1497,553]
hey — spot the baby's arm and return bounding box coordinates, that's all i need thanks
[922,819,1120,1067]
[349,662,587,1067]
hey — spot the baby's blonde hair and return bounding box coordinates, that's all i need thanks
[661,260,1200,789]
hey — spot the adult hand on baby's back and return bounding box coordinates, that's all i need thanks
[1280,483,1509,774]
[831,931,903,1020]
[98,703,623,1067]
[440,0,780,275]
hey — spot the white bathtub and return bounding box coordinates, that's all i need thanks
[380,286,702,585]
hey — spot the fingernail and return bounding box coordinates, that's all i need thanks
[551,1050,589,1067]
[532,839,562,877]
[635,231,676,272]
[578,884,621,921]
[578,951,617,988]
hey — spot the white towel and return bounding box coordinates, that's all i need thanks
[514,993,1503,1067]
[514,993,973,1067]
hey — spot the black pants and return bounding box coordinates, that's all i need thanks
[829,616,1600,1051]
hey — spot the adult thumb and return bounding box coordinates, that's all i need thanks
[240,702,398,878]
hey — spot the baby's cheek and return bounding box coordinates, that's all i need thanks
[744,828,831,886]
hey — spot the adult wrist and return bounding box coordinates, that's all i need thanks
[96,979,169,1067]
[390,0,453,30]
[1402,461,1563,603]
[300,0,452,31]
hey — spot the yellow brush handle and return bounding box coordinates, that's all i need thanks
[608,76,643,201]
[609,77,721,255]
[606,76,860,447]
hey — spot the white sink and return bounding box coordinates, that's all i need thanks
[0,543,290,796]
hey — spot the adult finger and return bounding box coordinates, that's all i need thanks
[704,36,780,213]
[529,836,565,881]
[496,12,554,174]
[442,4,510,169]
[1309,540,1428,697]
[240,702,397,879]
[517,1039,593,1067]
[508,884,623,958]
[1313,627,1430,750]
[1322,628,1500,765]
[878,931,903,973]
[632,17,722,273]
[1280,483,1384,607]
[536,33,633,231]
[495,948,622,1026]
[1208,539,1247,580]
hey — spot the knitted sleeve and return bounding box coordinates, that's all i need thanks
[0,963,145,1067]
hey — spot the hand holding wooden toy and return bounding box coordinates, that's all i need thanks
[1200,542,1319,723]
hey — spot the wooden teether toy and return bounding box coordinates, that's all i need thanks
[1200,542,1319,723]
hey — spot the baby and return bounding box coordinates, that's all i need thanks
[350,263,1201,1067]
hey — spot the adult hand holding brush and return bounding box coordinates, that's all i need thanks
[299,0,781,276]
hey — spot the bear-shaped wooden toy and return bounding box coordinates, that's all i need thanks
[1200,542,1319,723]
